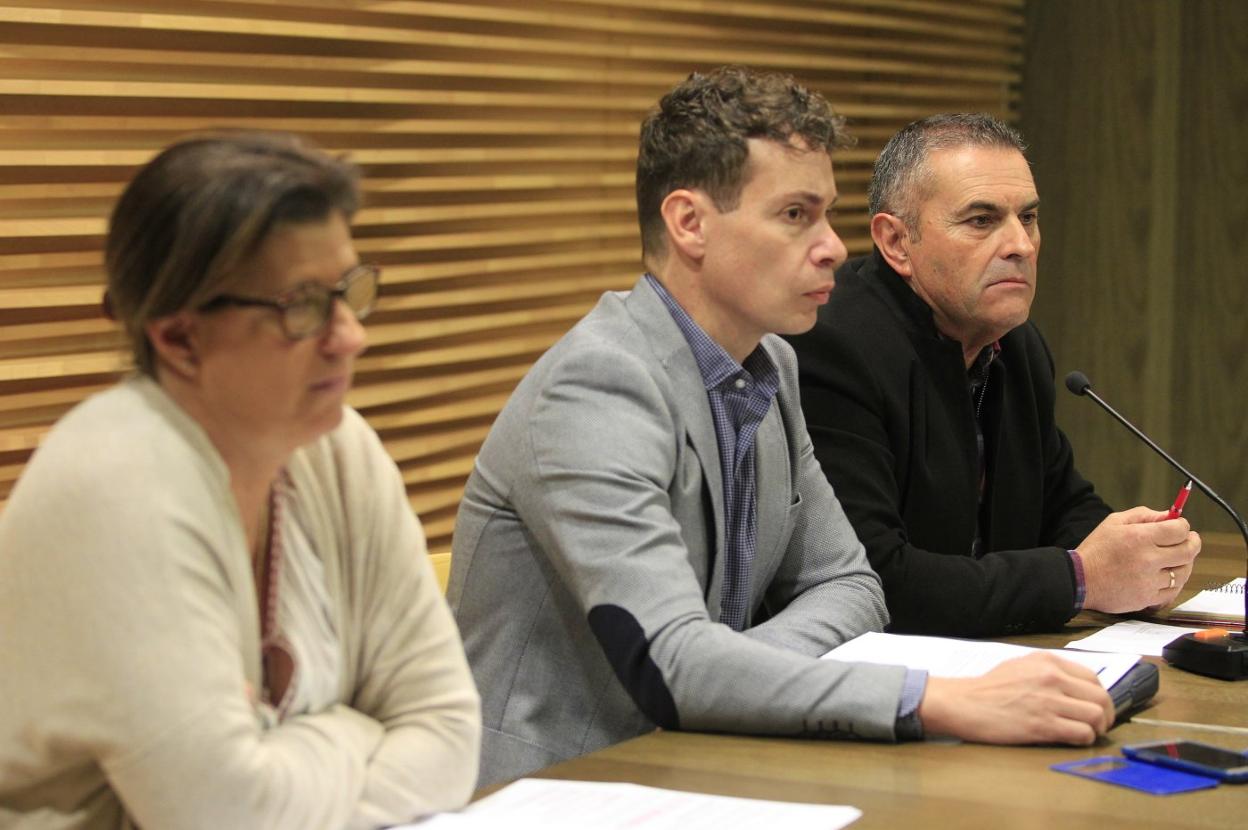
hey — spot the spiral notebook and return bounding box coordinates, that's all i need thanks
[1165,577,1245,626]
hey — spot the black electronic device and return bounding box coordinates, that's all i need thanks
[1109,661,1158,723]
[1122,739,1248,783]
[1064,370,1248,680]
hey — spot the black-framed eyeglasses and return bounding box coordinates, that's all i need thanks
[198,263,381,340]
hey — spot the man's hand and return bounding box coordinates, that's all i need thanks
[917,652,1114,745]
[1077,506,1201,614]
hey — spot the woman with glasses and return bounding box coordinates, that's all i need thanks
[0,133,480,828]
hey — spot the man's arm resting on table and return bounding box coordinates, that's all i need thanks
[917,652,1114,745]
[515,347,903,740]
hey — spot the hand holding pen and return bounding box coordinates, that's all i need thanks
[1156,480,1195,594]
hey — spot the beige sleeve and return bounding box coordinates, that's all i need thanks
[338,414,482,829]
[10,459,391,828]
[1,395,477,829]
[107,701,385,830]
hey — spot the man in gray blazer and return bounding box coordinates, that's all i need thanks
[449,67,1115,787]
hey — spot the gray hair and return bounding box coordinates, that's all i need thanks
[868,113,1026,230]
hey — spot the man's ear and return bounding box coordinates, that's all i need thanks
[870,212,914,277]
[659,188,709,263]
[145,311,202,381]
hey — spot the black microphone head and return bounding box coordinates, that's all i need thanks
[1065,371,1092,396]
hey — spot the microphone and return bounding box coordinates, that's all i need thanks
[1065,370,1248,680]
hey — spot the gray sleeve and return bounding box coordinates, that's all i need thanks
[512,346,906,741]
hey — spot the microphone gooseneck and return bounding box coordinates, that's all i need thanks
[1062,371,1243,543]
[1066,373,1208,493]
[1065,370,1248,679]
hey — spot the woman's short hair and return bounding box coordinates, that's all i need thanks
[105,132,360,375]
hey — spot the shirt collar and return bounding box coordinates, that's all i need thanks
[644,274,777,392]
[968,340,1002,379]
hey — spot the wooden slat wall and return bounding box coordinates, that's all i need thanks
[0,0,1023,553]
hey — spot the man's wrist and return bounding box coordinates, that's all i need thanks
[1068,549,1087,614]
[895,668,928,740]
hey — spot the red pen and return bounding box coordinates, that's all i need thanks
[1166,480,1193,519]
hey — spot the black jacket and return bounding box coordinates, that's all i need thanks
[786,251,1111,636]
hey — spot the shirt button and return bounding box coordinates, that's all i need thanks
[734,378,746,390]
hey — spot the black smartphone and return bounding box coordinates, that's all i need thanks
[1122,739,1248,783]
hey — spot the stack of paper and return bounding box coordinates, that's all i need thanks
[401,779,862,830]
[821,631,1140,689]
[1066,620,1205,657]
[1166,578,1245,627]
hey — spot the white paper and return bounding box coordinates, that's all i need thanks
[1065,620,1205,657]
[1169,578,1245,621]
[821,631,1139,689]
[401,778,861,830]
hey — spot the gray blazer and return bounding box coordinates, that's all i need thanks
[448,277,906,786]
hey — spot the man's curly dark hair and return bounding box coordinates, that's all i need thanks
[636,66,852,264]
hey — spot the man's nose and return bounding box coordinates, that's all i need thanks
[1002,216,1038,259]
[815,221,849,270]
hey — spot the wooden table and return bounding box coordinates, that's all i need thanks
[526,534,1248,828]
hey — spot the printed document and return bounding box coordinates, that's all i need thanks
[822,631,1139,689]
[401,778,861,830]
[1066,620,1205,657]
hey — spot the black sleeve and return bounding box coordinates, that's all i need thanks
[789,316,1088,637]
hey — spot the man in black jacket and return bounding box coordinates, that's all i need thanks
[786,114,1201,636]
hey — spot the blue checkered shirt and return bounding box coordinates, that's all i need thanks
[647,274,780,631]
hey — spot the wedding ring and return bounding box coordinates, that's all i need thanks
[1167,569,1176,590]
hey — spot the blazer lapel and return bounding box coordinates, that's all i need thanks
[751,400,789,602]
[624,278,726,614]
